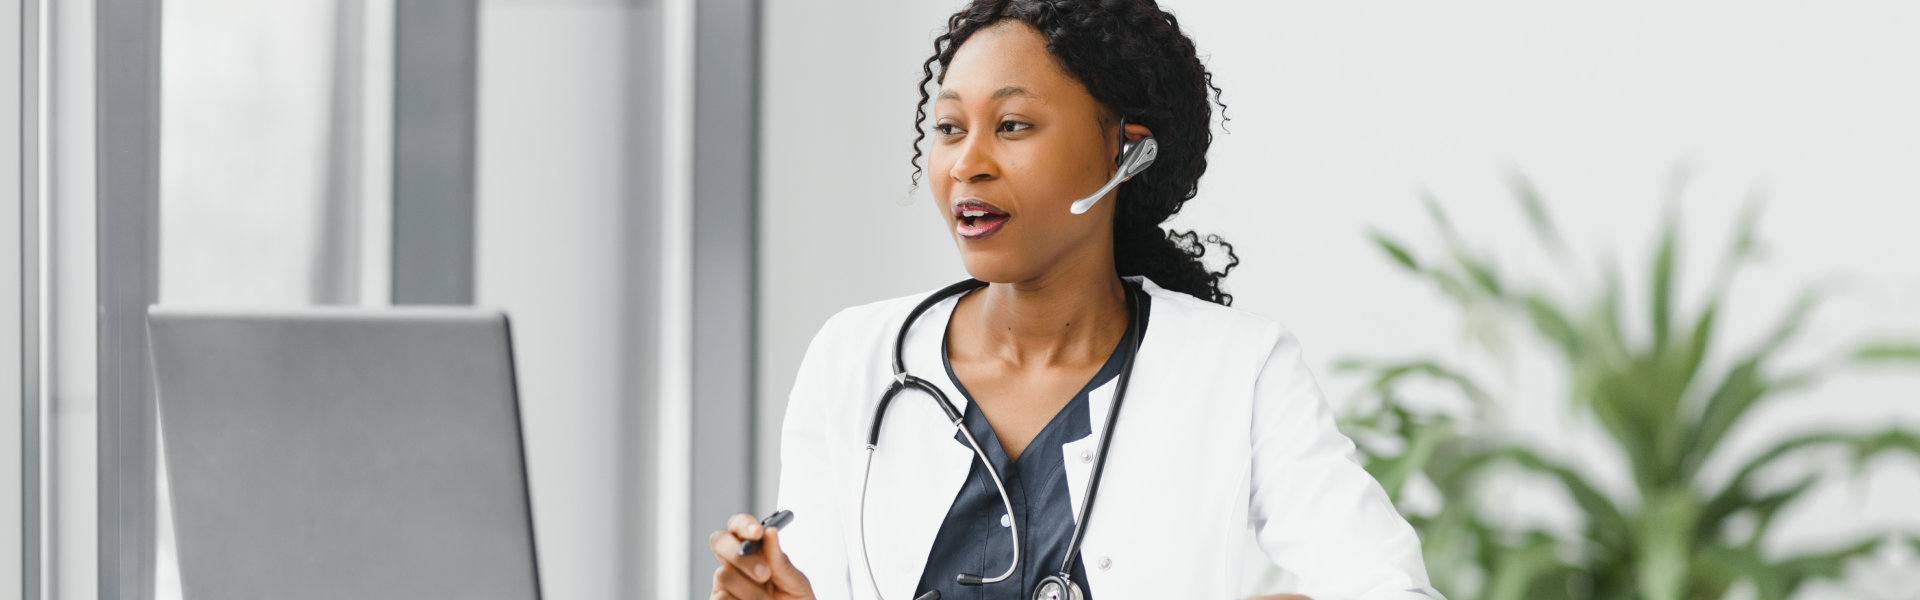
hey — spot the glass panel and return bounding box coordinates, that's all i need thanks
[153,1,389,598]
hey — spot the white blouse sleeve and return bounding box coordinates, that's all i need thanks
[1247,323,1444,600]
[773,310,855,600]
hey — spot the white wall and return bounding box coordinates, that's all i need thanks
[759,2,1920,597]
[1,0,23,591]
[476,1,643,598]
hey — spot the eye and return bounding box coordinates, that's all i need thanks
[999,120,1031,133]
[934,123,962,136]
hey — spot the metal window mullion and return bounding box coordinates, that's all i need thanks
[313,0,368,306]
[618,0,669,596]
[93,0,159,598]
[21,0,44,596]
[390,0,476,306]
[687,0,760,595]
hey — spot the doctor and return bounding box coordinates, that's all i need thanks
[710,1,1440,599]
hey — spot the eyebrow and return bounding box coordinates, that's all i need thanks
[936,86,1035,102]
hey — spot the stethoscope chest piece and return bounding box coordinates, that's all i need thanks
[1033,573,1083,600]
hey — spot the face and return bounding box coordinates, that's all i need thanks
[930,20,1144,284]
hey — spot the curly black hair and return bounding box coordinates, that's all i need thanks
[909,0,1239,305]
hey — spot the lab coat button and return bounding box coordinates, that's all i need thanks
[1079,449,1092,463]
[1097,556,1111,570]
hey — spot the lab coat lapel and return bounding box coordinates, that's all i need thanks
[858,294,975,600]
[1061,276,1149,523]
[1059,381,1113,522]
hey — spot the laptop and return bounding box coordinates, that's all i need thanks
[147,307,542,600]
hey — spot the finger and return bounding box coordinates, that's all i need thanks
[714,563,772,600]
[761,527,813,594]
[727,513,764,541]
[708,530,771,583]
[710,566,750,600]
[707,529,741,560]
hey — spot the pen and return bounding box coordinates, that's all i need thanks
[738,509,794,556]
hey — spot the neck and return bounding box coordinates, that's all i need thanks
[964,266,1130,369]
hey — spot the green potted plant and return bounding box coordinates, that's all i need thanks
[1316,171,1920,600]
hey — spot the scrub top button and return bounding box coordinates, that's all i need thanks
[999,513,1011,528]
[1097,556,1112,570]
[1079,449,1093,463]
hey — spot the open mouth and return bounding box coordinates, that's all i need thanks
[954,200,1009,240]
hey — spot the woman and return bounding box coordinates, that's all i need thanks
[710,1,1439,599]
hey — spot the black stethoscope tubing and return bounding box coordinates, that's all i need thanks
[859,277,1146,600]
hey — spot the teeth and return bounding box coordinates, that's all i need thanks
[961,210,988,218]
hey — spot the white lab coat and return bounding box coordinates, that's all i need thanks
[775,275,1441,600]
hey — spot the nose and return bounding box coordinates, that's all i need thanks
[948,134,999,184]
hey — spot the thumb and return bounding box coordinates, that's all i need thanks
[762,526,812,593]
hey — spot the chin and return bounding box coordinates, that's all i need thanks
[954,247,1035,284]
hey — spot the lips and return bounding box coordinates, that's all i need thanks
[953,199,1010,241]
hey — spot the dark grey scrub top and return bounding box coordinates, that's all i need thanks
[914,287,1150,599]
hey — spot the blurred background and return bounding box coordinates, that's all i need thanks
[4,1,1917,599]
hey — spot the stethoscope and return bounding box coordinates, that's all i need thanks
[856,276,1148,600]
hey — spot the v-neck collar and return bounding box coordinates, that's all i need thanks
[935,283,1142,466]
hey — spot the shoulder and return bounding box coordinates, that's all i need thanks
[795,283,961,378]
[805,287,937,353]
[1136,275,1294,354]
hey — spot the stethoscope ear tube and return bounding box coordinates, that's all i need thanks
[1053,282,1146,579]
[867,381,905,447]
[891,279,990,375]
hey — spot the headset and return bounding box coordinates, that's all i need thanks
[1068,116,1159,215]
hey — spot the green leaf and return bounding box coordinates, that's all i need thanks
[1728,192,1766,265]
[1508,169,1571,263]
[1352,358,1498,415]
[1689,540,1881,600]
[1594,259,1631,365]
[1691,544,1755,600]
[1421,187,1461,246]
[1635,488,1700,600]
[1651,210,1679,352]
[1681,286,1832,478]
[1676,300,1720,406]
[1754,285,1829,359]
[1761,538,1882,600]
[1490,447,1634,555]
[1851,340,1920,364]
[1484,532,1577,600]
[1374,418,1454,499]
[1699,430,1920,546]
[1705,197,1766,297]
[1429,268,1473,307]
[1331,358,1372,372]
[1369,229,1422,272]
[1740,475,1820,546]
[1458,252,1507,298]
[1523,293,1581,359]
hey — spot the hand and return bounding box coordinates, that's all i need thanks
[709,512,815,600]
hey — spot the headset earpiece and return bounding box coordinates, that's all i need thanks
[1067,118,1158,215]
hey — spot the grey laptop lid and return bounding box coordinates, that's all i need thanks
[148,307,541,600]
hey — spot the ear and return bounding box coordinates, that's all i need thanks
[1117,122,1157,183]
